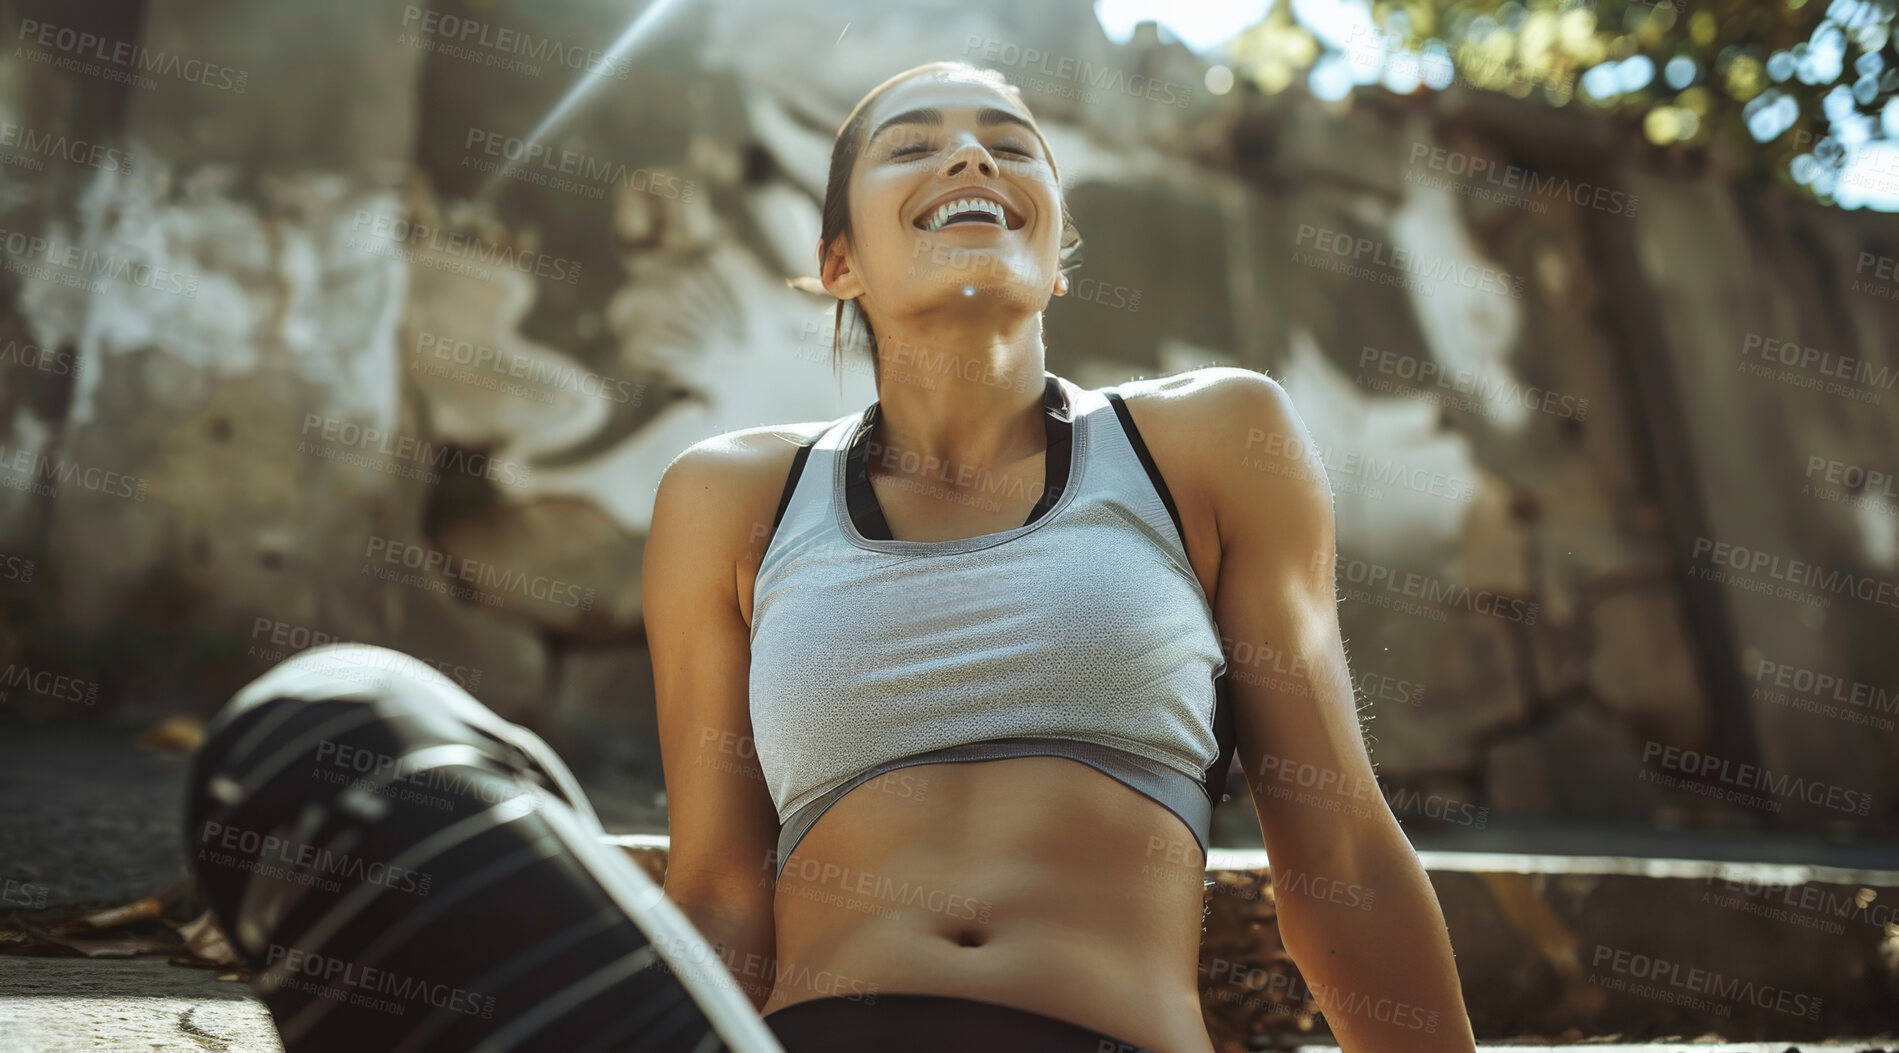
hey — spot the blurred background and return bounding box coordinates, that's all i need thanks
[1,0,1897,1048]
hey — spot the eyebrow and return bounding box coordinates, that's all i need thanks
[867,106,1038,147]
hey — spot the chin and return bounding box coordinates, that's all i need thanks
[905,272,1045,313]
[902,258,1041,300]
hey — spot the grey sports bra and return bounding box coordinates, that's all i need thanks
[747,372,1234,883]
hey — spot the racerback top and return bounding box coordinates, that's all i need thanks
[748,371,1233,882]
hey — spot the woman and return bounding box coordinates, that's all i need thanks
[648,61,1477,1052]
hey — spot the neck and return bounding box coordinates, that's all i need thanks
[864,319,1049,484]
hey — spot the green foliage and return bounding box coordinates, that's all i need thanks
[1223,0,1899,207]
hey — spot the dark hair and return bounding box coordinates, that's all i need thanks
[803,61,1084,385]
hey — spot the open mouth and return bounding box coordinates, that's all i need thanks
[914,195,1022,233]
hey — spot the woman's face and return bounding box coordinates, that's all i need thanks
[826,73,1066,328]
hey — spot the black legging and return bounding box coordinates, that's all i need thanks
[185,644,1162,1053]
[183,644,783,1053]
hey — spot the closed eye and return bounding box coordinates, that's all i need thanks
[890,141,1037,160]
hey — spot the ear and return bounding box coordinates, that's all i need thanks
[819,237,866,301]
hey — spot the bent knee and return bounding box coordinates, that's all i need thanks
[225,642,465,719]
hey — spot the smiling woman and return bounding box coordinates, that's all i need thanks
[648,60,1477,1053]
[789,61,1084,386]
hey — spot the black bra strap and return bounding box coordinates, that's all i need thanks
[1104,390,1185,546]
[764,439,817,554]
[847,375,1071,540]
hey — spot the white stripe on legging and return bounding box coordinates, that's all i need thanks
[253,776,541,996]
[518,790,786,1053]
[469,944,662,1053]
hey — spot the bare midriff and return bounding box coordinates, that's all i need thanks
[761,755,1218,1053]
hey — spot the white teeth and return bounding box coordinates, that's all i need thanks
[924,197,1007,232]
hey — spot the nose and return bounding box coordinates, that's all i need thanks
[940,138,996,177]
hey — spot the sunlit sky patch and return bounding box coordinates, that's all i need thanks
[1094,0,1899,212]
[1094,0,1277,54]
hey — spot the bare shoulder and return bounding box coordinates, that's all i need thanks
[1112,365,1293,426]
[665,419,834,478]
[652,419,836,560]
[1108,367,1324,553]
[1109,366,1303,478]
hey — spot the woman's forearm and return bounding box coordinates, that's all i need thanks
[668,892,779,1013]
[1273,837,1477,1052]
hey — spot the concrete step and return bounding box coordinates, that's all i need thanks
[1290,1046,1897,1052]
[0,957,281,1052]
[607,835,1899,1046]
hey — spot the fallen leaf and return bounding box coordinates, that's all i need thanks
[177,909,241,967]
[50,896,163,934]
[140,714,206,753]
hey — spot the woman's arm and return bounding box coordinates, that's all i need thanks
[1196,369,1478,1053]
[644,441,787,1012]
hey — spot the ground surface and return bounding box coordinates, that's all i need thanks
[0,957,281,1052]
[3,719,1894,1052]
[0,714,664,912]
[0,716,666,1051]
[0,954,1891,1053]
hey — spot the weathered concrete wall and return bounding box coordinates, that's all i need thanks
[1,0,1894,844]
